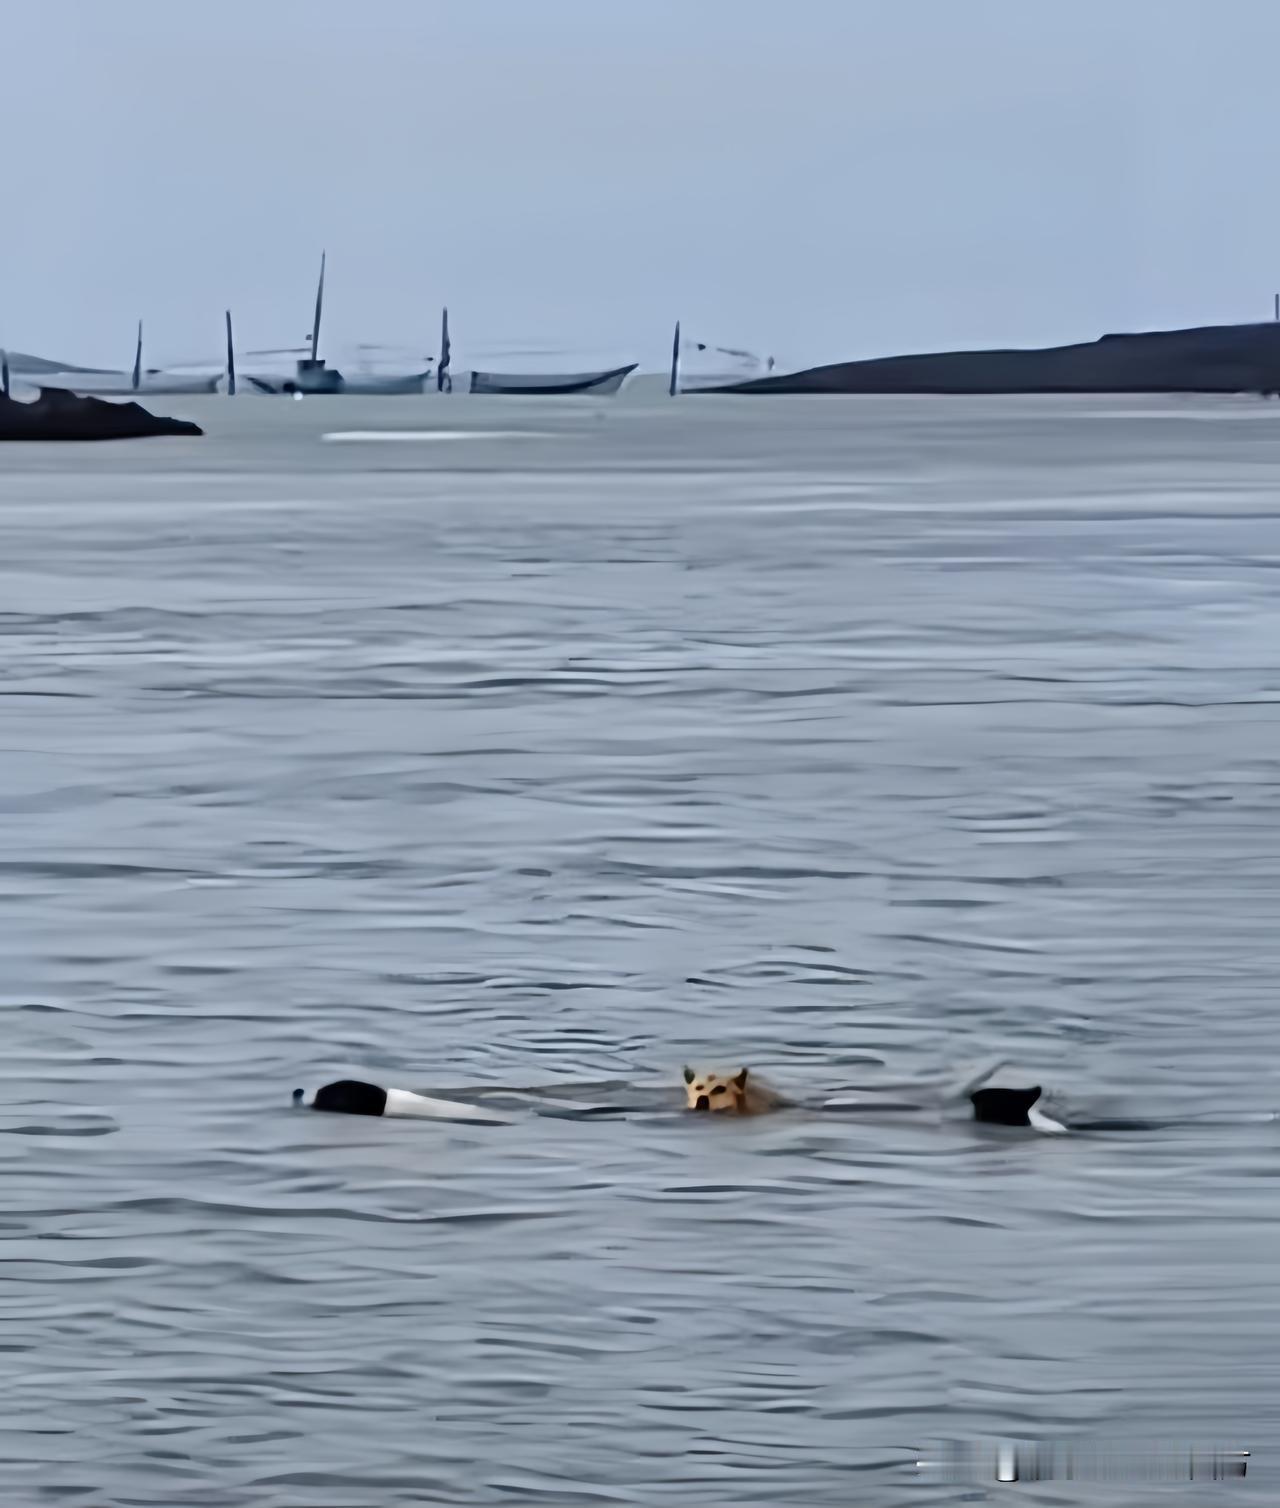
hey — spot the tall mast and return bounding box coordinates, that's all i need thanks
[310,251,326,362]
[437,306,451,392]
[132,320,143,390]
[668,319,681,397]
[225,310,237,395]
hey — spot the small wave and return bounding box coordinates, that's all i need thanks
[321,429,554,443]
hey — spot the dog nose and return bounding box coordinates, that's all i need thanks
[695,1095,710,1111]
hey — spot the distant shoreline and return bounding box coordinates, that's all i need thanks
[706,322,1280,396]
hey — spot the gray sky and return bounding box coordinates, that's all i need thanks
[6,0,1279,371]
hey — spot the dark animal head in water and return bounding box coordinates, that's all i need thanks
[294,1080,389,1116]
[683,1065,750,1113]
[970,1085,1042,1126]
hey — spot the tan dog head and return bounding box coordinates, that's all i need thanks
[683,1065,749,1113]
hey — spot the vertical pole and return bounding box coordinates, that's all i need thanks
[225,310,237,395]
[310,251,326,362]
[437,306,451,392]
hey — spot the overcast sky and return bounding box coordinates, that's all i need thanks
[6,0,1279,371]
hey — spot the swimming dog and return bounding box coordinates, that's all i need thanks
[293,1080,511,1125]
[961,1061,1067,1133]
[682,1066,791,1116]
[970,1083,1066,1132]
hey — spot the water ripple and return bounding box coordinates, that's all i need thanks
[4,395,1280,1505]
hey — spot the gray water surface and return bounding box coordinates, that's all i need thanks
[4,394,1279,1505]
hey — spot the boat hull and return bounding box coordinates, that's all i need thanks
[40,373,221,396]
[468,363,637,396]
[248,368,431,396]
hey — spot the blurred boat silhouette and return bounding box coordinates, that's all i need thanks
[5,252,638,400]
[246,362,432,396]
[246,254,433,395]
[22,321,222,396]
[468,363,636,396]
[438,306,635,396]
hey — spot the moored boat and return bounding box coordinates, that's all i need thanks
[246,362,432,396]
[246,254,433,395]
[38,321,223,396]
[468,363,636,396]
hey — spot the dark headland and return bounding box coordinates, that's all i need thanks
[706,322,1280,395]
[0,387,203,442]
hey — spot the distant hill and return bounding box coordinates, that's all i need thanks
[3,350,118,375]
[706,323,1280,395]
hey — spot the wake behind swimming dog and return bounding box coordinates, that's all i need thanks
[680,1064,1067,1130]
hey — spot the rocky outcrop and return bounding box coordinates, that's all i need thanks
[707,323,1280,396]
[0,387,203,441]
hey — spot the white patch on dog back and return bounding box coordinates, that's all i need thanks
[1028,1105,1067,1135]
[382,1087,512,1124]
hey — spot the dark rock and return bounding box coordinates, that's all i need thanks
[706,322,1280,396]
[0,386,203,441]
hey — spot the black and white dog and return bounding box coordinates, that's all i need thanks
[961,1061,1067,1132]
[293,1080,511,1125]
[969,1084,1065,1132]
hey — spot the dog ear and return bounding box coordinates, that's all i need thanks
[683,1066,696,1084]
[733,1068,749,1088]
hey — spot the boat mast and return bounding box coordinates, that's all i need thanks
[438,306,452,392]
[225,310,237,396]
[668,319,681,396]
[1,350,9,397]
[310,251,326,363]
[132,321,143,390]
